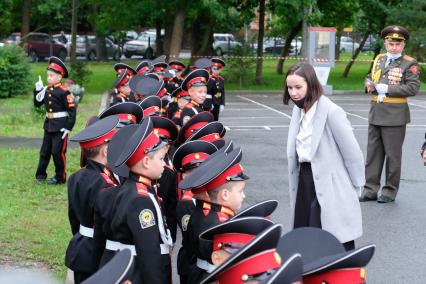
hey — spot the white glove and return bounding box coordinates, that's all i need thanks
[375,83,388,94]
[219,105,225,112]
[35,75,44,91]
[60,128,70,139]
[35,86,47,102]
[377,94,386,103]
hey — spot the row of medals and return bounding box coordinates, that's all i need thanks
[388,67,403,85]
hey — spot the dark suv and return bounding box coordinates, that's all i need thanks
[24,32,67,62]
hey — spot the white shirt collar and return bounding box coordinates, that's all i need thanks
[299,101,318,123]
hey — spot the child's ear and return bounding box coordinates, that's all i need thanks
[219,188,229,201]
[102,145,108,157]
[141,155,150,168]
[211,251,221,266]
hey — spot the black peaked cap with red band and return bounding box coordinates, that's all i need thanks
[151,55,168,73]
[140,96,164,117]
[107,124,138,178]
[181,69,210,91]
[211,58,226,68]
[99,102,144,124]
[178,147,249,194]
[231,200,279,220]
[171,87,190,99]
[47,56,68,78]
[172,140,218,173]
[199,217,274,251]
[112,69,130,89]
[194,58,212,70]
[168,60,186,71]
[130,75,163,97]
[71,116,119,149]
[259,254,303,284]
[80,116,101,167]
[187,121,226,149]
[135,60,151,74]
[115,117,166,168]
[177,111,214,144]
[277,227,376,276]
[114,63,136,76]
[82,248,134,284]
[200,224,283,284]
[151,115,178,142]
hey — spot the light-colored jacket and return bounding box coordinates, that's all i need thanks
[286,95,365,243]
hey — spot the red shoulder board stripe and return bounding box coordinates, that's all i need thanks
[100,173,116,185]
[136,183,148,196]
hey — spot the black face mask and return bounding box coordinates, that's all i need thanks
[291,97,305,109]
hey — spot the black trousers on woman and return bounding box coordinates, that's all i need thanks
[294,162,354,252]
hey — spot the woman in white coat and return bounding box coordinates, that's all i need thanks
[285,62,365,251]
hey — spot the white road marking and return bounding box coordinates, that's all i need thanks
[263,126,271,130]
[237,95,292,119]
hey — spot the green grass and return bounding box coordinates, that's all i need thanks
[0,147,82,280]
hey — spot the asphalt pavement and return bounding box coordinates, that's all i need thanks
[216,93,426,283]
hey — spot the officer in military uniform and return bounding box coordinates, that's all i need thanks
[66,116,119,283]
[360,25,420,203]
[108,118,173,284]
[210,58,226,121]
[180,69,210,126]
[34,56,77,185]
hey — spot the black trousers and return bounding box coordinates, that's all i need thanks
[294,163,354,252]
[212,104,221,121]
[73,271,91,284]
[35,130,68,181]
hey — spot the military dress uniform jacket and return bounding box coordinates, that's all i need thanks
[65,160,117,274]
[33,83,77,132]
[203,77,217,110]
[185,199,235,284]
[367,53,420,126]
[211,75,225,106]
[180,101,204,126]
[109,172,172,284]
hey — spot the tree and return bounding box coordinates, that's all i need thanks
[255,0,266,85]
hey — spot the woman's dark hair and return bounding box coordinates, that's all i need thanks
[283,62,323,110]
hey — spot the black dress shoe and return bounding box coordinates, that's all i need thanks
[47,177,65,185]
[359,195,377,202]
[377,195,394,203]
[36,178,46,184]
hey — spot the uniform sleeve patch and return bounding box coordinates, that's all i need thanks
[410,65,419,75]
[139,209,156,229]
[181,214,191,231]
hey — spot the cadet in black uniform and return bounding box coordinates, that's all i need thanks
[179,147,249,284]
[172,140,218,283]
[65,116,119,283]
[176,111,214,145]
[180,69,210,126]
[210,58,226,121]
[109,118,173,284]
[34,56,77,185]
[110,69,134,106]
[168,60,186,87]
[168,87,190,123]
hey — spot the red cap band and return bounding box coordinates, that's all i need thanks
[126,132,160,167]
[177,90,189,98]
[212,62,223,67]
[143,106,161,116]
[116,114,136,123]
[303,268,366,284]
[137,66,149,74]
[192,163,244,194]
[184,122,209,140]
[182,152,209,168]
[170,64,184,70]
[187,77,207,89]
[154,128,171,139]
[157,88,167,98]
[213,233,255,251]
[217,249,281,283]
[198,133,222,143]
[49,63,65,76]
[153,66,165,72]
[80,129,117,149]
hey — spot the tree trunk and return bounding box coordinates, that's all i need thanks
[255,0,265,85]
[342,32,369,78]
[163,11,174,58]
[70,0,78,63]
[21,0,31,40]
[155,19,163,55]
[276,21,302,75]
[335,22,344,60]
[169,9,186,60]
[190,16,213,64]
[96,36,107,61]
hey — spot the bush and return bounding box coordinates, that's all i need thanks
[69,61,92,86]
[225,44,256,88]
[0,45,32,98]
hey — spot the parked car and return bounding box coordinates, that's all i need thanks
[123,33,156,59]
[24,32,67,62]
[264,37,301,56]
[75,36,121,60]
[5,32,21,45]
[339,36,360,53]
[212,33,241,56]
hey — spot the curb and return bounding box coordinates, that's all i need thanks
[227,90,426,96]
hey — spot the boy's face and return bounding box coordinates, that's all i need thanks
[211,66,221,76]
[188,85,207,105]
[144,146,168,179]
[119,85,131,95]
[177,97,190,109]
[222,181,246,211]
[47,70,62,85]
